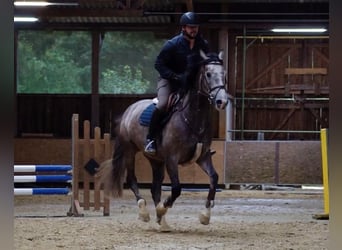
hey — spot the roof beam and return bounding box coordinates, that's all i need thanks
[14,7,143,19]
[185,0,193,12]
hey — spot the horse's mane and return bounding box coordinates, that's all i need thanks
[185,52,223,92]
[188,51,223,75]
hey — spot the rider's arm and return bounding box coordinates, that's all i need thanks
[154,39,181,80]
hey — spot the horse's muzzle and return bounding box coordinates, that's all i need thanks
[215,99,228,110]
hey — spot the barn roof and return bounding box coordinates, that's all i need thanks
[14,0,329,29]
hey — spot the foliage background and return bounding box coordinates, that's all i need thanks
[17,31,165,94]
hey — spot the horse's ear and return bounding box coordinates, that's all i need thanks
[218,50,224,61]
[200,50,209,60]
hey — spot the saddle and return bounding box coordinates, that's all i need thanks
[139,92,181,127]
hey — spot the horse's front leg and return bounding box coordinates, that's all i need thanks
[197,151,218,225]
[155,160,181,231]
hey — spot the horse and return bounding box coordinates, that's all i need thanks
[97,50,230,231]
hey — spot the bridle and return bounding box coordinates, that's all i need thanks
[197,59,227,105]
[180,55,228,135]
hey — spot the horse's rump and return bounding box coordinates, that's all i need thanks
[118,99,153,147]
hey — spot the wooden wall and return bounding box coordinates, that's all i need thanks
[230,36,329,140]
[234,38,329,94]
[16,94,220,138]
[16,95,148,137]
[226,141,322,185]
[14,138,322,185]
[16,36,329,141]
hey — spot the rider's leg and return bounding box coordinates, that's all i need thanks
[144,78,170,154]
[144,108,164,154]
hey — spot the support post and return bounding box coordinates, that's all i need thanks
[68,113,84,217]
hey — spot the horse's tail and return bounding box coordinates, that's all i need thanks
[111,115,123,138]
[96,137,126,198]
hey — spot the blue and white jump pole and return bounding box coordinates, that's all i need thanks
[14,165,72,196]
[14,165,72,172]
[14,188,70,195]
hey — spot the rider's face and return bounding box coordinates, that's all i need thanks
[183,25,199,39]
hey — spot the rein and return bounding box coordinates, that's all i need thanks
[179,56,226,136]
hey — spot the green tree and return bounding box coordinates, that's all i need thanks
[99,31,165,94]
[17,30,165,94]
[17,31,91,93]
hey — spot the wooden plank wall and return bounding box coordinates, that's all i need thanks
[235,39,329,94]
[225,141,322,185]
[16,37,329,141]
[17,95,220,139]
[134,140,225,185]
[14,138,323,185]
[231,37,329,140]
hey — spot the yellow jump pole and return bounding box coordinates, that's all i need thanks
[313,128,329,220]
[320,128,329,216]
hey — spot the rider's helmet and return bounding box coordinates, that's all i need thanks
[179,12,200,26]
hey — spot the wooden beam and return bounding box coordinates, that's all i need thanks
[185,0,193,11]
[238,103,329,110]
[313,47,329,64]
[235,101,329,110]
[308,107,327,127]
[91,31,100,129]
[270,108,296,139]
[15,7,143,18]
[244,83,329,95]
[285,68,327,75]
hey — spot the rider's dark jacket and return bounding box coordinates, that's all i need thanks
[154,32,209,83]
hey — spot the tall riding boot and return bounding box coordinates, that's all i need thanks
[144,108,164,154]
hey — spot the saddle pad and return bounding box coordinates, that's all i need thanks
[139,103,156,127]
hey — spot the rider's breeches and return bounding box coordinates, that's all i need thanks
[156,78,171,112]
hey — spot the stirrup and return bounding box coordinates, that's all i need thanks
[144,139,156,154]
[210,149,216,155]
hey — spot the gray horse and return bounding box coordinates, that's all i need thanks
[97,50,230,231]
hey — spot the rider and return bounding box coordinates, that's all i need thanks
[144,11,209,154]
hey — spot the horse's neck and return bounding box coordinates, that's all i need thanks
[181,87,212,135]
[187,89,209,112]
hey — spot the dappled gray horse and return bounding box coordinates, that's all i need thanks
[97,50,230,231]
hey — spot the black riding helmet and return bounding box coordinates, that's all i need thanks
[179,12,200,26]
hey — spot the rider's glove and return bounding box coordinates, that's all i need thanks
[172,73,188,87]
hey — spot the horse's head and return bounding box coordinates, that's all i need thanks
[197,50,230,111]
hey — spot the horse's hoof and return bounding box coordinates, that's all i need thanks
[139,213,150,222]
[199,212,210,225]
[156,202,168,218]
[139,212,150,222]
[159,216,172,232]
[159,224,172,232]
[137,199,150,222]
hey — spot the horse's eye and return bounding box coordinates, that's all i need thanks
[206,72,211,78]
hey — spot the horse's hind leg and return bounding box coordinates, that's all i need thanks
[196,151,219,225]
[155,159,182,231]
[148,159,172,231]
[149,159,165,207]
[125,148,150,222]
